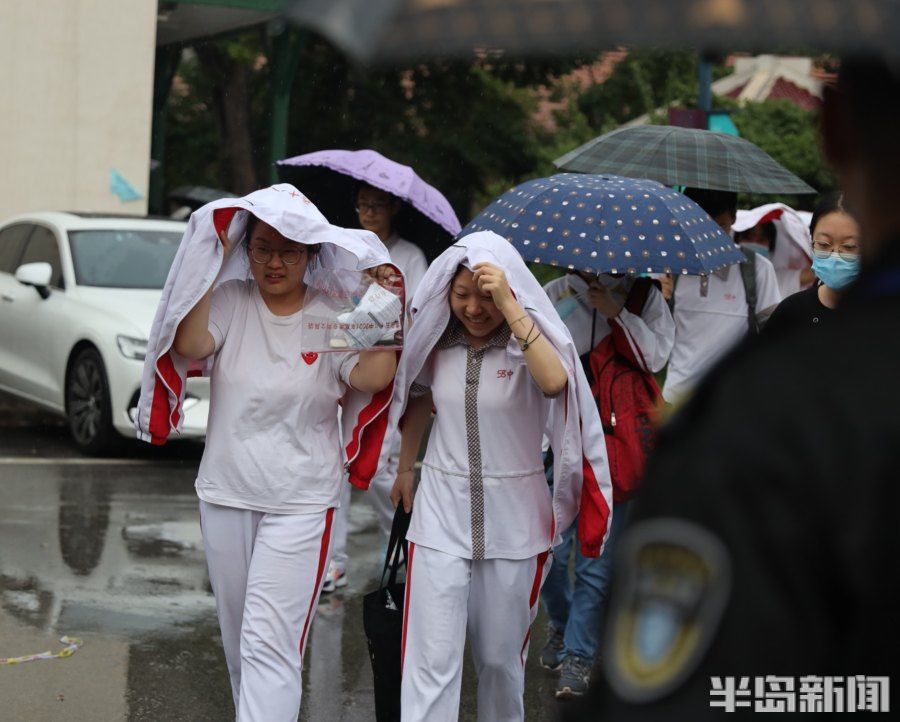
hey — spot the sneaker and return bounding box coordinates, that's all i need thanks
[555,655,592,699]
[321,565,348,594]
[539,625,566,671]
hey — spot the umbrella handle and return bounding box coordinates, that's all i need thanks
[590,309,597,352]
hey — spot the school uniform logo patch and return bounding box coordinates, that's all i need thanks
[301,352,318,365]
[603,518,731,703]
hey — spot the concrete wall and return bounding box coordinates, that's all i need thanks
[0,0,158,219]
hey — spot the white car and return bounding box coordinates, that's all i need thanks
[0,212,208,453]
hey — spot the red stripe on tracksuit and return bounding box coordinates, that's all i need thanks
[149,210,237,446]
[148,351,183,445]
[212,206,241,240]
[346,381,395,489]
[520,550,550,666]
[298,508,335,660]
[559,384,610,557]
[755,208,784,226]
[400,541,415,675]
[578,446,611,558]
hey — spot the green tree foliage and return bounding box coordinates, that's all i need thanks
[576,49,699,132]
[285,38,588,219]
[165,33,272,197]
[165,52,225,193]
[163,34,832,230]
[730,99,835,209]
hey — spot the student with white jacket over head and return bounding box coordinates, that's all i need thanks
[372,231,613,722]
[144,186,398,721]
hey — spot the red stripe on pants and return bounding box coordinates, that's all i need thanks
[400,541,415,675]
[298,507,334,661]
[520,550,550,666]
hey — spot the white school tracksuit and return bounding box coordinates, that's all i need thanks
[373,232,614,722]
[135,185,395,721]
[402,322,554,722]
[663,253,781,404]
[330,233,428,571]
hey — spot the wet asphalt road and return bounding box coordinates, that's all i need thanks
[0,396,566,721]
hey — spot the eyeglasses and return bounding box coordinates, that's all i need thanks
[811,240,859,262]
[249,246,306,265]
[356,201,391,214]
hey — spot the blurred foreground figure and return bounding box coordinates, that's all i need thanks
[570,57,900,719]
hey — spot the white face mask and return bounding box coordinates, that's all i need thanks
[598,274,625,290]
[567,273,590,294]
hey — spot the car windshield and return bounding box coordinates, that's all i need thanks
[68,229,182,289]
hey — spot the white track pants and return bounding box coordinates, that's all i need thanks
[400,543,551,722]
[199,501,334,722]
[330,453,397,572]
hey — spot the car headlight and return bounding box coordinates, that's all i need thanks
[117,335,148,361]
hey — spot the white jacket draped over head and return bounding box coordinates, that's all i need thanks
[734,203,813,298]
[134,184,400,488]
[371,230,613,556]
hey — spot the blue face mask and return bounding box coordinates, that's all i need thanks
[554,295,582,320]
[811,253,860,290]
[740,242,771,259]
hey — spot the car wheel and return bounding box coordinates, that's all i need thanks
[66,347,115,454]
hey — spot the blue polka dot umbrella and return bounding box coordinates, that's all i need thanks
[460,173,744,276]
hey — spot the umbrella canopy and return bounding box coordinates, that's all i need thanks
[277,149,461,261]
[554,125,816,195]
[461,173,744,276]
[287,0,899,63]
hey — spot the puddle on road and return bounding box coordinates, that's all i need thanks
[1,462,561,720]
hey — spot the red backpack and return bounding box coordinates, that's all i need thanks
[588,278,662,502]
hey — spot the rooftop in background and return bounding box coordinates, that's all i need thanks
[619,54,830,129]
[715,55,831,111]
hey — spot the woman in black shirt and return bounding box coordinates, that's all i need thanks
[766,193,861,335]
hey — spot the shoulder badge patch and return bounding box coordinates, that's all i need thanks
[603,517,732,703]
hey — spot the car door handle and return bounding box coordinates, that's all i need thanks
[1,292,14,302]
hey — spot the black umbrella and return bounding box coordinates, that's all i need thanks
[287,0,899,63]
[168,186,237,211]
[555,125,816,194]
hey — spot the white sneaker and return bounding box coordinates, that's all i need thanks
[321,565,348,594]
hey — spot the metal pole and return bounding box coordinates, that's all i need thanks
[149,46,181,215]
[698,53,713,119]
[269,24,306,183]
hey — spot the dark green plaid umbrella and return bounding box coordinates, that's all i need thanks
[554,125,816,194]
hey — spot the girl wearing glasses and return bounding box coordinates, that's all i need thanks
[171,207,397,721]
[323,183,432,594]
[766,193,861,335]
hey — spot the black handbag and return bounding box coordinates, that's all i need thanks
[362,506,411,722]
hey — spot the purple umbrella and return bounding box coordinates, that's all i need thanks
[277,149,461,259]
